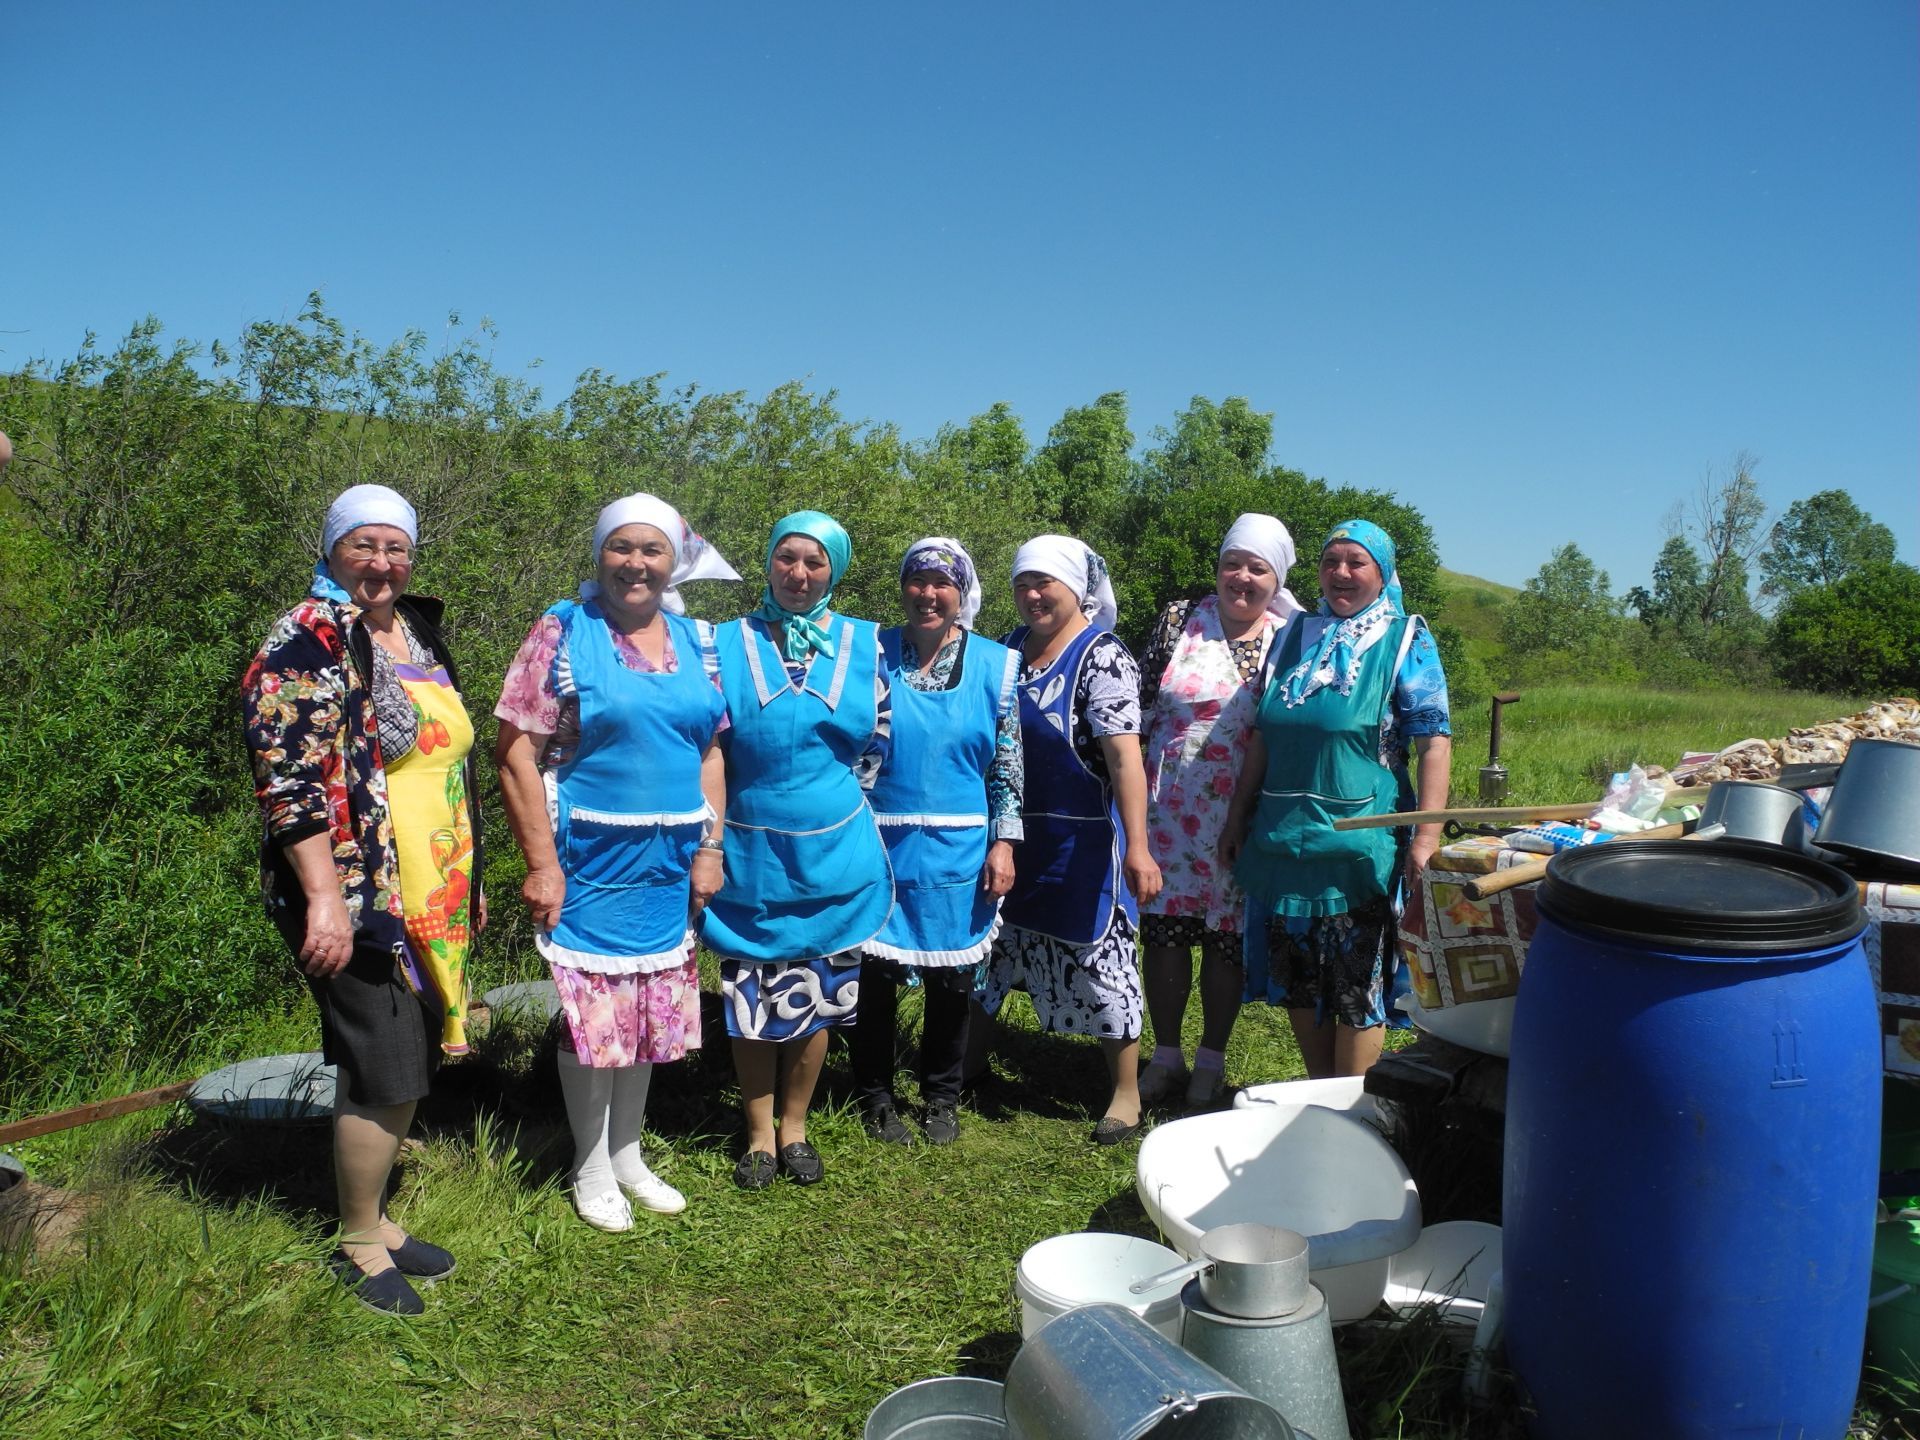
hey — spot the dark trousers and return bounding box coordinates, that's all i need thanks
[850,958,972,1108]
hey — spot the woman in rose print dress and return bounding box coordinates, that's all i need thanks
[1136,514,1303,1111]
[494,493,740,1233]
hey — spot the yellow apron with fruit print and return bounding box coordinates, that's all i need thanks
[384,660,477,1054]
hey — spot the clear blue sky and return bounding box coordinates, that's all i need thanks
[7,2,1915,589]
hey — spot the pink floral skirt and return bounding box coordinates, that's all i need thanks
[549,952,702,1068]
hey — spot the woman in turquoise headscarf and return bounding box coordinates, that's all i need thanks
[1219,520,1452,1080]
[703,511,893,1190]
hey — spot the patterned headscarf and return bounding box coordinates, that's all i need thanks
[582,492,741,615]
[310,484,418,603]
[1275,518,1405,708]
[899,536,983,629]
[1010,535,1118,632]
[752,510,853,663]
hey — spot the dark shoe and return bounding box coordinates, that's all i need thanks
[862,1100,915,1146]
[388,1235,455,1283]
[1091,1115,1143,1147]
[329,1250,425,1316]
[733,1149,778,1191]
[778,1140,825,1185]
[921,1102,960,1147]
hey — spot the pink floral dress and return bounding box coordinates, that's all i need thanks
[1141,596,1283,935]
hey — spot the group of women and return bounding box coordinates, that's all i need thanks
[242,484,1450,1316]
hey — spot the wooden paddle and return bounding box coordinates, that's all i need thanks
[1331,802,1599,832]
[0,1081,193,1145]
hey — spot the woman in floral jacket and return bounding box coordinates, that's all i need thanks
[242,484,484,1317]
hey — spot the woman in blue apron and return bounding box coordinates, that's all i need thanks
[851,538,1023,1148]
[494,494,739,1231]
[1219,519,1452,1079]
[974,535,1163,1145]
[703,511,893,1190]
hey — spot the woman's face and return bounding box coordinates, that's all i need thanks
[597,523,674,620]
[1216,548,1279,625]
[1014,571,1081,641]
[901,569,961,639]
[769,535,832,612]
[1319,541,1384,618]
[330,524,414,611]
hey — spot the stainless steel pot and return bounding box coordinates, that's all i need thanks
[1129,1224,1311,1320]
[1698,781,1807,847]
[1005,1303,1295,1439]
[1816,739,1920,874]
[864,1376,1007,1439]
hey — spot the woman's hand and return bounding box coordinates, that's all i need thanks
[1404,829,1440,895]
[983,840,1015,898]
[1124,851,1163,909]
[474,891,489,935]
[1217,819,1247,872]
[299,893,355,979]
[689,849,725,914]
[522,865,565,932]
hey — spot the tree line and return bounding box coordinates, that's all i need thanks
[0,297,1444,1099]
[1499,453,1915,694]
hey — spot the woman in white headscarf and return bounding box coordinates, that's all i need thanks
[849,538,1023,1148]
[243,483,485,1315]
[493,494,740,1232]
[973,535,1162,1145]
[1135,514,1303,1111]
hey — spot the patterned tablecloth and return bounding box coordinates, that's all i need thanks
[1398,838,1920,1077]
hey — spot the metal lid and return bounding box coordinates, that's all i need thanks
[1538,839,1863,954]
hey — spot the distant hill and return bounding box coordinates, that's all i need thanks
[1432,566,1516,660]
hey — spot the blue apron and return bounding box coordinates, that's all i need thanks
[1000,624,1135,946]
[543,602,726,969]
[701,614,894,962]
[865,628,1018,965]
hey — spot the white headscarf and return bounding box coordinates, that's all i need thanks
[899,536,984,629]
[1011,534,1118,632]
[1218,512,1305,622]
[323,484,417,552]
[585,493,741,615]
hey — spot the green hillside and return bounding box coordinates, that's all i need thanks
[1432,564,1515,661]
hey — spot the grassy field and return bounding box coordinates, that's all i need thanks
[0,680,1897,1439]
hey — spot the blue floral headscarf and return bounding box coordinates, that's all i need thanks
[752,510,853,662]
[1276,519,1405,708]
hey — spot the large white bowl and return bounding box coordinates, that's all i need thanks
[1233,1074,1380,1123]
[1383,1221,1503,1326]
[1014,1232,1187,1340]
[1136,1103,1421,1323]
[1398,993,1515,1057]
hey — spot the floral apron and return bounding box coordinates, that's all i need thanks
[1142,597,1278,933]
[383,661,477,1054]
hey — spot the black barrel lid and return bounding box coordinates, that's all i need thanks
[1538,838,1864,954]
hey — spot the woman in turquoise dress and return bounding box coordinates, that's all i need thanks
[1219,519,1452,1080]
[702,511,892,1189]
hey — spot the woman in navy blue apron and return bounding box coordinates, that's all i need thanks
[974,535,1163,1145]
[851,538,1023,1148]
[702,511,893,1190]
[494,494,740,1231]
[1219,519,1452,1079]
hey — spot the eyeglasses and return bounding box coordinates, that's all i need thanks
[342,539,416,563]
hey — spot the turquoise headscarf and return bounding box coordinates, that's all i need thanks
[752,510,853,663]
[1276,518,1405,708]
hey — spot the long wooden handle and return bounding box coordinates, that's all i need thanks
[0,1080,193,1145]
[1332,802,1597,832]
[1461,822,1691,900]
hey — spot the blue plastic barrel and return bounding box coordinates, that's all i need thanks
[1504,839,1876,1440]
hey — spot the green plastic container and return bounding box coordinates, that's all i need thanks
[1884,1078,1920,1172]
[1868,1201,1920,1384]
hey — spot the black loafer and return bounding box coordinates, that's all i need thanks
[329,1250,425,1316]
[778,1140,825,1185]
[922,1103,960,1147]
[862,1101,915,1146]
[733,1149,778,1191]
[1091,1115,1143,1147]
[388,1235,455,1283]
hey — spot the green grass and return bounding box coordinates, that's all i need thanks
[1431,567,1516,663]
[1443,682,1874,805]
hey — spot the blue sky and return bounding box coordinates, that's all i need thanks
[7,2,1915,589]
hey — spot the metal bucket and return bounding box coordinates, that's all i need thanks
[864,1376,1008,1439]
[1816,739,1920,875]
[1180,1281,1349,1440]
[1699,781,1806,847]
[1004,1302,1295,1439]
[0,1153,24,1195]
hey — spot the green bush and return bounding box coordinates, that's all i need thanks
[1772,561,1920,694]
